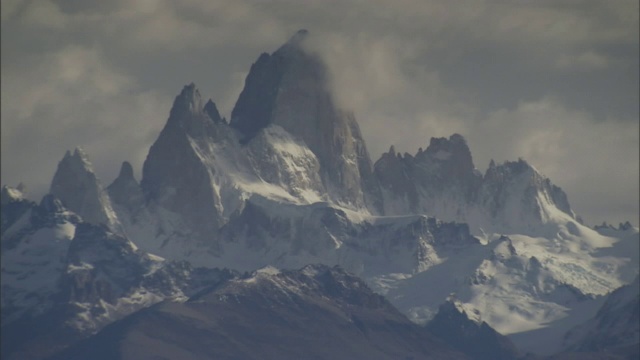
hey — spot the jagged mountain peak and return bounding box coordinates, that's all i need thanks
[229,30,323,140]
[203,98,224,124]
[170,82,202,117]
[486,158,534,176]
[375,132,577,233]
[58,146,93,172]
[107,161,143,213]
[230,30,380,209]
[483,158,575,219]
[49,148,120,230]
[50,147,99,196]
[426,299,521,360]
[388,145,396,155]
[117,161,135,182]
[418,133,476,177]
[163,82,225,139]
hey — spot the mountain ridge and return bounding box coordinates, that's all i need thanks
[2,30,637,360]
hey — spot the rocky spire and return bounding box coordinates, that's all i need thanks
[141,85,225,239]
[230,30,382,210]
[163,83,220,138]
[49,147,120,230]
[481,158,575,222]
[204,99,224,124]
[107,161,143,213]
[426,300,521,360]
[169,83,202,119]
[419,134,476,179]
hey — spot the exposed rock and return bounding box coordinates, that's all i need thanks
[106,162,143,214]
[426,300,521,360]
[231,30,382,210]
[375,135,577,235]
[562,276,639,357]
[49,148,120,231]
[141,84,225,242]
[48,265,468,360]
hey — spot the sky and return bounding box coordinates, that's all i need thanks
[1,0,638,226]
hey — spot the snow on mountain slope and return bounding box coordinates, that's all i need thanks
[213,195,478,275]
[120,121,330,260]
[369,225,638,355]
[1,196,236,360]
[4,30,637,359]
[375,135,577,237]
[128,81,338,256]
[1,194,80,324]
[426,299,522,360]
[230,29,381,211]
[561,275,639,357]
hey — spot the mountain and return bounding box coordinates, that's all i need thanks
[426,299,521,360]
[2,30,638,359]
[134,30,382,257]
[216,196,479,275]
[106,161,144,215]
[47,265,468,360]
[375,134,576,236]
[49,148,121,232]
[1,192,234,360]
[230,29,381,210]
[560,275,639,359]
[1,191,79,327]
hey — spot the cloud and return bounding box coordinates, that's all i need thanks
[466,98,639,225]
[555,50,610,70]
[1,0,638,226]
[1,45,171,197]
[305,29,638,225]
[304,31,470,156]
[22,0,69,29]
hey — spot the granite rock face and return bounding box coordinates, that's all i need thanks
[218,196,479,275]
[106,162,143,215]
[374,134,576,235]
[231,30,381,210]
[49,148,120,231]
[426,300,521,360]
[140,84,225,242]
[1,201,234,360]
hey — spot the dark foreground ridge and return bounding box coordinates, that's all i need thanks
[48,265,468,360]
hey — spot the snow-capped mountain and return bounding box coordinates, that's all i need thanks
[2,30,638,359]
[230,29,381,211]
[132,30,382,256]
[375,134,576,236]
[1,189,80,325]
[561,275,639,358]
[47,265,468,360]
[425,298,521,360]
[1,187,235,360]
[49,148,121,232]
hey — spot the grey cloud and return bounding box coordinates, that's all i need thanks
[1,0,638,226]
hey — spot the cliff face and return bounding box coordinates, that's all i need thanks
[375,135,576,235]
[49,148,120,232]
[231,30,381,210]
